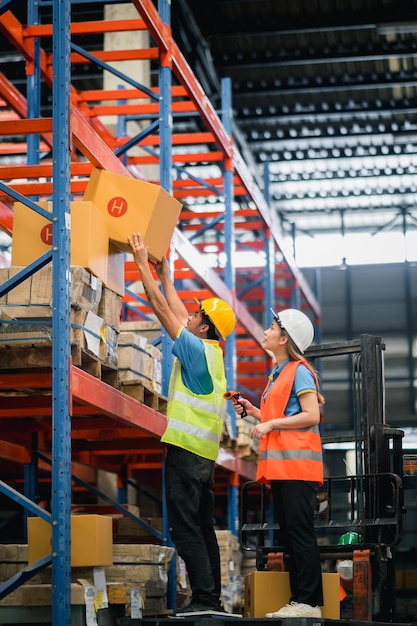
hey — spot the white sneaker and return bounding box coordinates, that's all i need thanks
[265,601,322,618]
[265,603,294,617]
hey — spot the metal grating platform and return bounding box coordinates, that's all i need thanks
[115,619,412,626]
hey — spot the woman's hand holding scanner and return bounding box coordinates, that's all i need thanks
[224,392,261,423]
[223,390,247,418]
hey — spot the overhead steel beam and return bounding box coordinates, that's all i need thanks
[132,0,320,316]
[230,72,417,98]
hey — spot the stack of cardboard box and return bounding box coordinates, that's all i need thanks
[0,265,121,368]
[0,514,175,618]
[11,169,183,296]
[215,530,243,613]
[117,321,164,399]
[2,169,182,378]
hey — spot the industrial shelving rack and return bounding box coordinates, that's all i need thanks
[0,1,321,624]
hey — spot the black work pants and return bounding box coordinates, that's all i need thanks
[164,445,221,608]
[271,480,324,607]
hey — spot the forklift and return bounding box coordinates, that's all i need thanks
[240,334,406,623]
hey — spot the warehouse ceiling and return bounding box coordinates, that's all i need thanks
[171,0,417,240]
[1,0,417,245]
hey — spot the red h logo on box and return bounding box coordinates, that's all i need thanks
[108,197,128,217]
[41,223,53,245]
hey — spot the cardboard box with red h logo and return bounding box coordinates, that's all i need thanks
[11,201,123,293]
[82,168,183,261]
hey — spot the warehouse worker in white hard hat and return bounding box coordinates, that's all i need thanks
[232,308,325,618]
[128,232,236,615]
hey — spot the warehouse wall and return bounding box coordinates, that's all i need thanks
[303,263,417,563]
[303,262,417,431]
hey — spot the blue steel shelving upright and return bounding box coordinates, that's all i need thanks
[157,0,176,608]
[0,0,73,623]
[50,0,72,624]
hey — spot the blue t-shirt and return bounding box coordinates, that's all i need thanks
[263,358,316,416]
[172,327,213,395]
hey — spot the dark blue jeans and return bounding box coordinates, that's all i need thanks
[164,445,221,608]
[271,480,324,607]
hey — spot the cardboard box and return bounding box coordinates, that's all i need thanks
[1,267,103,321]
[0,544,28,580]
[30,265,53,307]
[0,308,108,361]
[0,268,9,304]
[119,320,161,342]
[0,309,85,348]
[0,543,28,562]
[83,167,183,261]
[404,569,417,589]
[71,201,109,283]
[11,201,110,288]
[100,323,119,366]
[98,287,123,329]
[7,267,32,305]
[70,503,140,517]
[69,266,103,312]
[27,514,113,567]
[112,543,173,563]
[143,342,163,392]
[244,571,340,619]
[115,516,163,539]
[11,202,53,265]
[0,583,87,607]
[0,319,54,345]
[105,241,125,297]
[0,304,52,321]
[29,265,103,313]
[117,331,148,381]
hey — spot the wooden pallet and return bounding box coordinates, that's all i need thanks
[118,379,168,414]
[0,342,118,386]
[0,344,169,412]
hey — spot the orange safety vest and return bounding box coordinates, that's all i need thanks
[256,359,323,485]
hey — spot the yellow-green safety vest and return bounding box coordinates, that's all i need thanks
[161,341,226,461]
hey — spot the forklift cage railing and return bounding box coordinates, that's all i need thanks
[240,472,402,569]
[238,334,406,622]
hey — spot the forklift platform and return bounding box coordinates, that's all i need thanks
[115,618,412,626]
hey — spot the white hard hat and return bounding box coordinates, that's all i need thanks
[270,308,314,353]
[337,559,353,581]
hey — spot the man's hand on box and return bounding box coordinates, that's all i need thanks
[128,232,149,267]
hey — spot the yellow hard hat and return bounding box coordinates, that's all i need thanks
[197,297,236,340]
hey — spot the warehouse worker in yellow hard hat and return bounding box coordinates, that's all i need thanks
[128,232,236,615]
